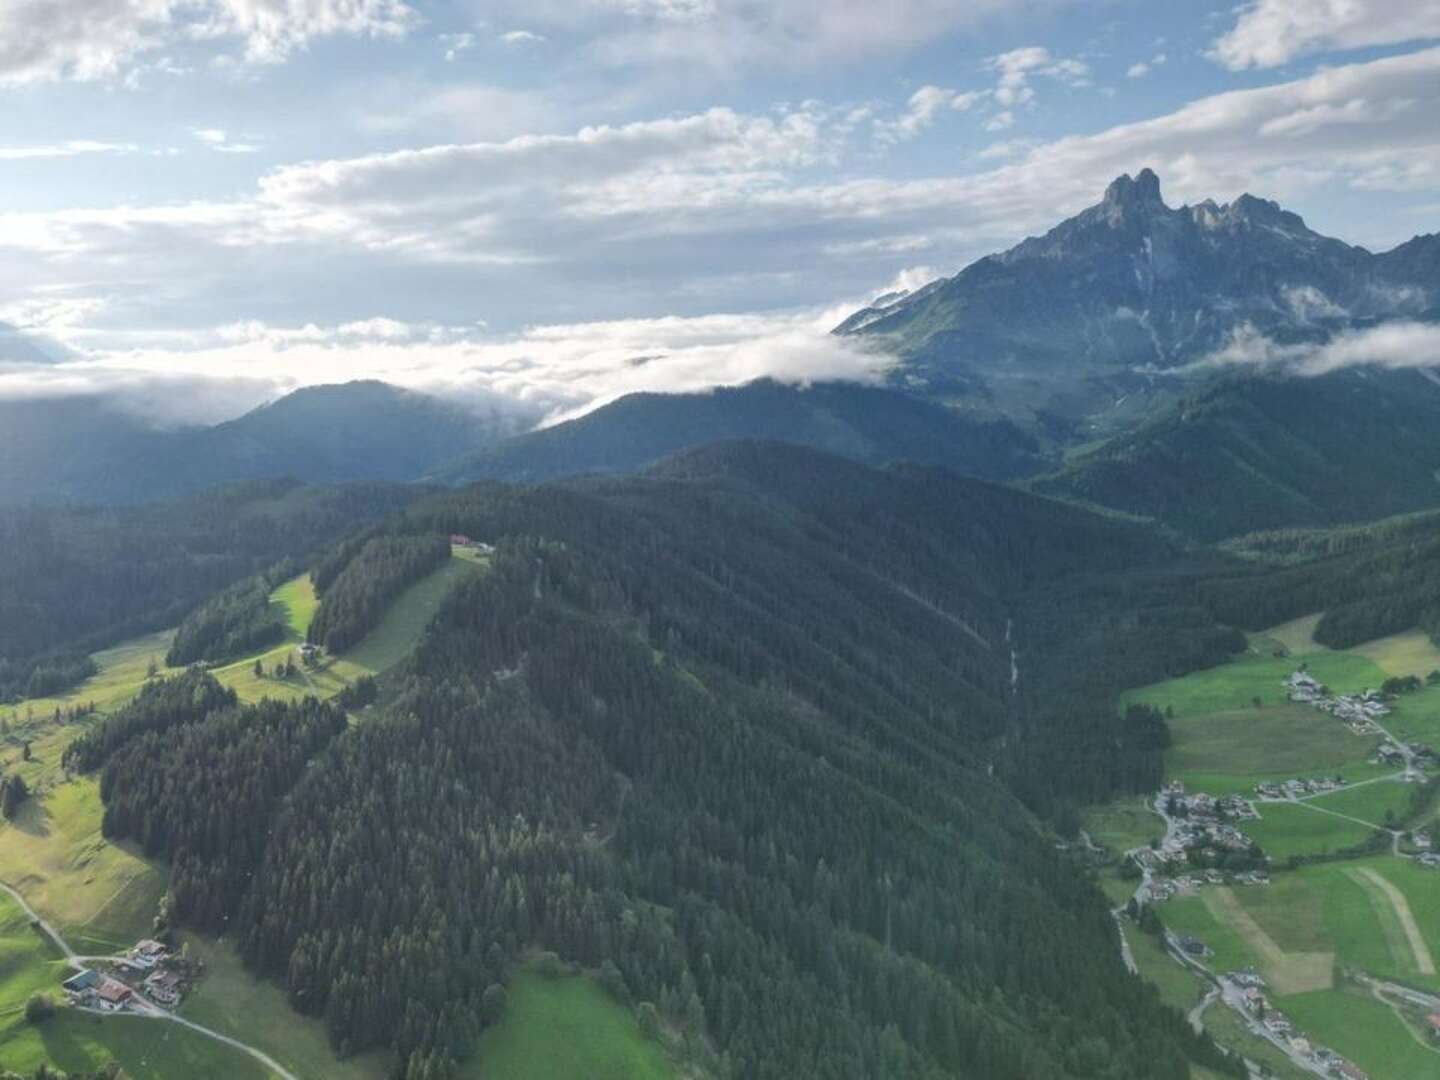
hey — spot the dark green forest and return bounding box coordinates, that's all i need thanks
[73,442,1248,1080]
[165,560,301,666]
[0,479,421,702]
[307,535,451,652]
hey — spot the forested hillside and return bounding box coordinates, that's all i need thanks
[0,479,421,702]
[1033,369,1440,540]
[79,442,1244,1079]
[430,379,1044,486]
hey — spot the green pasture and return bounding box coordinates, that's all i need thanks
[469,963,674,1080]
[0,892,276,1079]
[1082,795,1164,854]
[1245,801,1382,860]
[179,934,386,1080]
[1304,778,1416,827]
[1279,986,1440,1080]
[1164,703,1382,794]
[1124,651,1388,720]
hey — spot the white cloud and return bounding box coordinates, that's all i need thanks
[0,140,138,159]
[1127,52,1165,79]
[0,0,419,85]
[0,304,886,427]
[1212,0,1440,71]
[5,47,1440,364]
[875,85,983,143]
[440,31,475,60]
[1199,321,1440,376]
[484,0,1079,73]
[500,30,546,45]
[986,110,1015,131]
[191,127,260,152]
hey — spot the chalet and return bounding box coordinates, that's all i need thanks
[1427,1013,1440,1041]
[144,969,183,1006]
[298,642,320,661]
[1331,1062,1367,1080]
[128,938,167,969]
[95,978,132,1011]
[1227,969,1265,988]
[1413,831,1432,851]
[1419,853,1440,869]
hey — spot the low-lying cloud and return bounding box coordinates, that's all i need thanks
[1199,320,1440,377]
[0,301,890,429]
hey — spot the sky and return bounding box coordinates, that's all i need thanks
[2,0,1439,426]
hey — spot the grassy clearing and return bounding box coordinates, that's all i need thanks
[1161,895,1262,976]
[1198,858,1440,994]
[0,893,276,1079]
[0,776,165,955]
[1350,629,1440,680]
[1262,613,1327,656]
[1279,986,1440,1080]
[1304,778,1414,826]
[178,934,387,1080]
[0,631,179,728]
[213,556,480,706]
[1246,801,1382,860]
[1124,651,1387,720]
[1082,795,1164,854]
[1208,887,1333,995]
[1383,686,1440,744]
[1342,868,1435,978]
[468,963,674,1080]
[1165,703,1383,793]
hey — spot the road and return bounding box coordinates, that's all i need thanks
[1,879,298,1080]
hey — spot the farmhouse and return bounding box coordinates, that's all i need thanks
[95,977,133,1011]
[1427,1012,1440,1041]
[127,938,168,969]
[144,969,184,1006]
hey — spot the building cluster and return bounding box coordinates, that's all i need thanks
[1255,775,1346,799]
[449,533,496,554]
[1286,670,1390,734]
[1223,971,1368,1079]
[60,938,188,1012]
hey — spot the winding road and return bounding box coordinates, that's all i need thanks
[1,880,297,1080]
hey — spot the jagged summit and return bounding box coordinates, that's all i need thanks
[834,170,1435,428]
[1103,167,1164,209]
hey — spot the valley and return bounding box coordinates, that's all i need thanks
[1089,616,1440,1080]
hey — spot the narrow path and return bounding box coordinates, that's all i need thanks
[1348,866,1436,975]
[0,879,297,1080]
[1294,770,1404,801]
[1187,985,1218,1035]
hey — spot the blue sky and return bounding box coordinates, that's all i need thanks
[2,0,1439,424]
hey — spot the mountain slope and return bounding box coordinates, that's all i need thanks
[839,168,1435,433]
[1032,367,1440,540]
[430,378,1044,486]
[0,381,521,505]
[78,441,1240,1079]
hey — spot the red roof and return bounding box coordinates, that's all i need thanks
[97,979,132,1003]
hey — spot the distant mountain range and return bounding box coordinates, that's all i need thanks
[839,167,1440,440]
[5,169,1439,541]
[430,378,1042,486]
[0,381,522,505]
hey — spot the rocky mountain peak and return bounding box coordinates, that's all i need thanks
[1102,168,1165,212]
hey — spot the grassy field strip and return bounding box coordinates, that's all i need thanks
[1349,629,1440,679]
[1205,888,1333,994]
[1263,614,1326,656]
[1345,868,1435,976]
[1286,798,1383,831]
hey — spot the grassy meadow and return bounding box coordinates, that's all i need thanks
[469,963,674,1080]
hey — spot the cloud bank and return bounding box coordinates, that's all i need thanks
[1199,321,1440,377]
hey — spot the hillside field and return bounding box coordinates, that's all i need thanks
[469,963,674,1080]
[0,550,483,1077]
